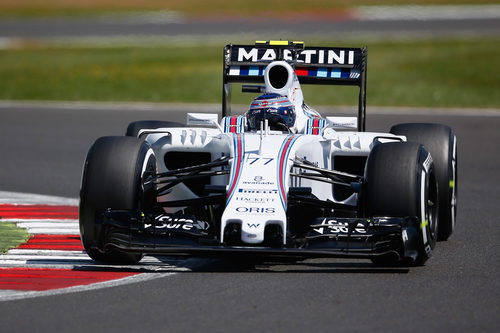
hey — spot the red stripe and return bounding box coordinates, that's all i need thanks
[295,68,308,76]
[0,268,138,291]
[313,118,320,135]
[0,204,78,219]
[0,204,144,293]
[18,234,84,251]
[230,116,237,133]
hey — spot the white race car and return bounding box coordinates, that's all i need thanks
[79,41,457,266]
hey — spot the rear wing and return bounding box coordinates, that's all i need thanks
[222,41,367,131]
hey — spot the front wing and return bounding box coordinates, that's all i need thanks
[94,210,423,263]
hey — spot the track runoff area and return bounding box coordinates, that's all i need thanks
[0,191,204,301]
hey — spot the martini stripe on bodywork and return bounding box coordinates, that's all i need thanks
[226,134,245,205]
[277,135,299,209]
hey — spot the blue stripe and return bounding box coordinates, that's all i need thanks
[248,66,259,76]
[240,66,249,76]
[330,68,341,78]
[238,116,244,133]
[317,68,328,77]
[306,119,313,134]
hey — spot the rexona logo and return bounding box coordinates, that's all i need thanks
[144,215,195,230]
[145,222,194,231]
[236,47,355,65]
[236,207,276,214]
[313,219,367,235]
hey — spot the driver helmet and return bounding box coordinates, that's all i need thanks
[246,93,296,132]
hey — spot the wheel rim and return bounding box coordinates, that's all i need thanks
[450,136,457,230]
[428,173,439,240]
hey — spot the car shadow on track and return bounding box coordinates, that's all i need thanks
[60,256,409,274]
[165,257,411,274]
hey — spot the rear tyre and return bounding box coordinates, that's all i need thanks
[365,142,438,266]
[79,136,156,264]
[390,123,457,241]
[126,120,184,137]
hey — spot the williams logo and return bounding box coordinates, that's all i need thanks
[247,223,260,228]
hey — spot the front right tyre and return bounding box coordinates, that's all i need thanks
[79,136,156,264]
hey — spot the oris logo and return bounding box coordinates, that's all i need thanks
[236,207,276,214]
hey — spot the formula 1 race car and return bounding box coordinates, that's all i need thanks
[79,41,457,266]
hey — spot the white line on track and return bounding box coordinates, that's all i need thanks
[7,220,79,234]
[0,100,499,117]
[356,5,500,21]
[0,270,181,302]
[0,191,79,206]
[0,249,194,272]
[0,191,212,302]
[0,254,210,302]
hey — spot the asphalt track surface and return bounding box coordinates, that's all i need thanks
[0,105,499,332]
[1,9,499,41]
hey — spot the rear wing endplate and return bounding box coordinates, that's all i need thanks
[222,41,367,131]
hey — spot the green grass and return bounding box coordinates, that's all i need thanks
[0,222,29,254]
[1,37,499,108]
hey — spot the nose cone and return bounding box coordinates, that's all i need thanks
[241,221,265,244]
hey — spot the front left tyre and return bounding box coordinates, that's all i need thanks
[364,142,439,266]
[79,136,156,264]
[390,123,457,241]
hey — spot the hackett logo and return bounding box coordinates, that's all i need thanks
[237,47,355,65]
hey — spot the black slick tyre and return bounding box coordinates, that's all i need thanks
[126,120,184,137]
[79,136,156,264]
[390,123,457,241]
[365,142,438,266]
